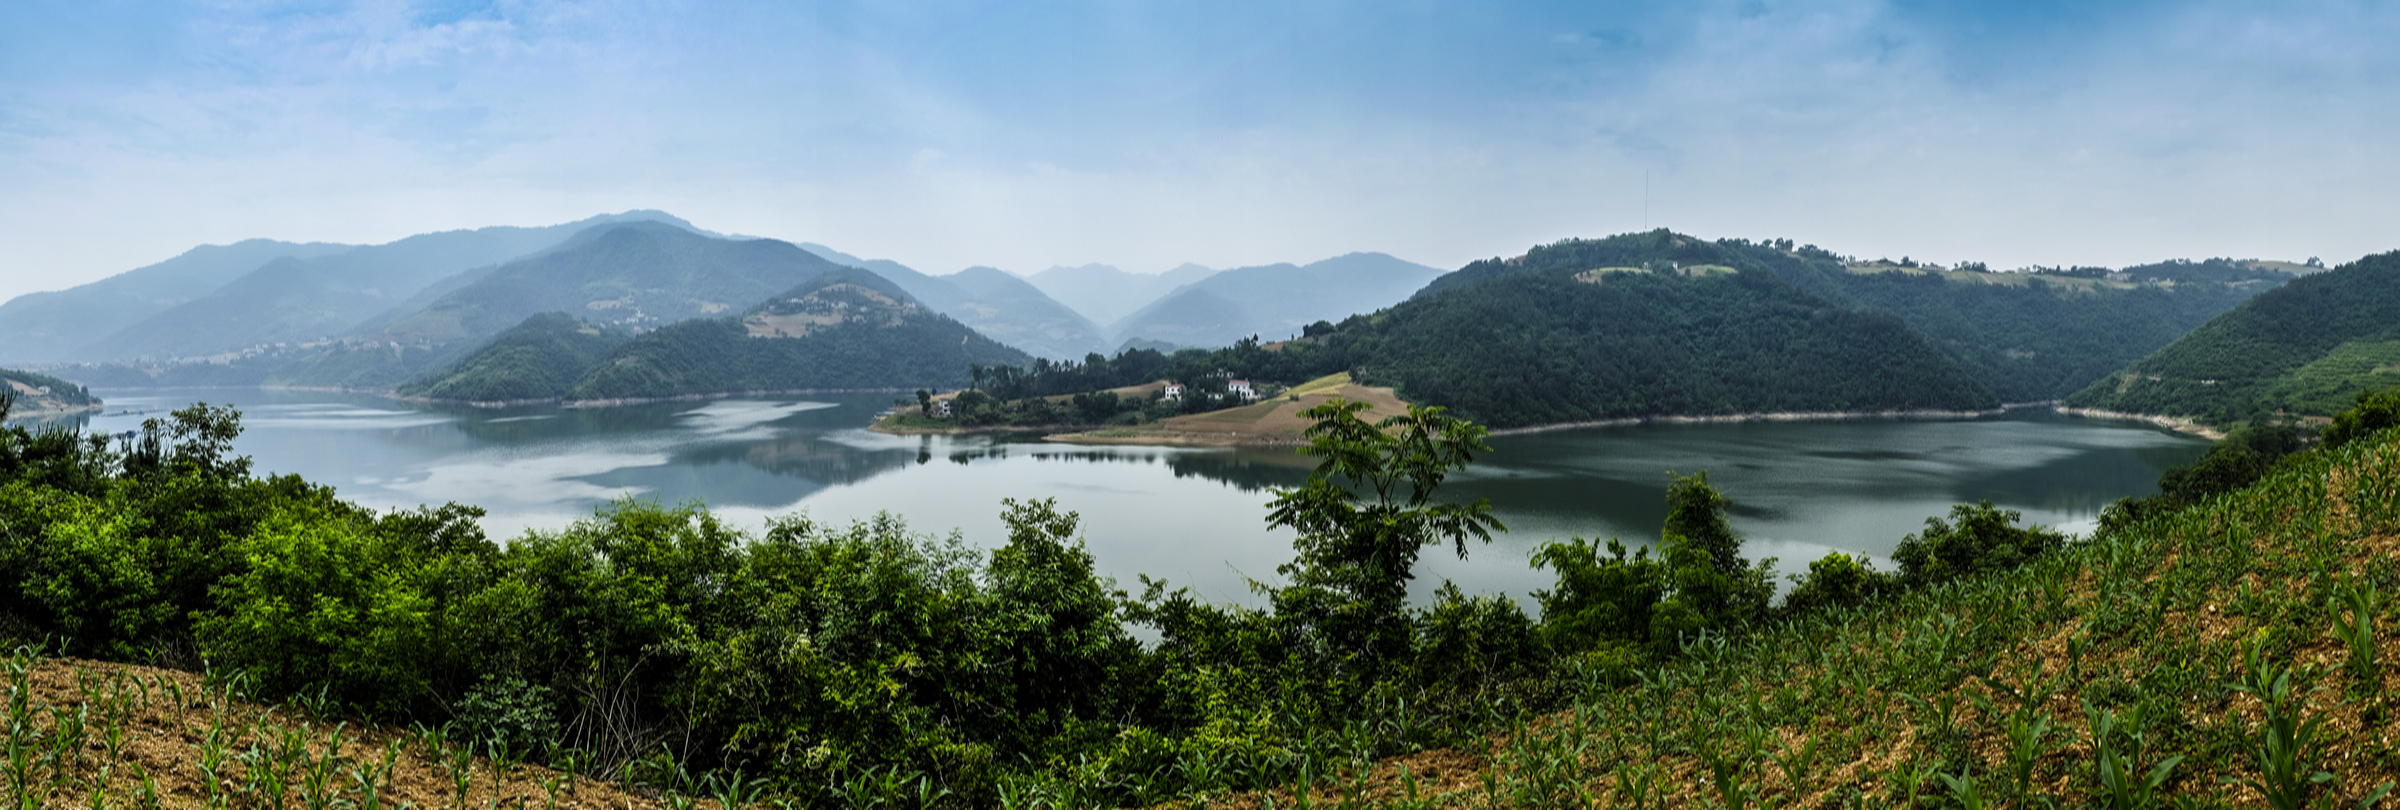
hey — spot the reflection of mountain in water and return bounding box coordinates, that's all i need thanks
[1158,448,1314,493]
[679,432,919,488]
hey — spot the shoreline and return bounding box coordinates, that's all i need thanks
[2050,406,2227,440]
[3,401,106,419]
[1485,402,2057,437]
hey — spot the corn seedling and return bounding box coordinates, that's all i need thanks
[2329,575,2384,690]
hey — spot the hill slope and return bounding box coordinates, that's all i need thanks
[271,222,846,390]
[72,211,689,363]
[0,367,100,418]
[2065,249,2400,423]
[1420,231,2290,405]
[396,313,634,403]
[797,244,1109,359]
[1340,265,2000,426]
[0,239,352,363]
[1768,258,2282,402]
[1108,252,1446,349]
[565,269,1034,401]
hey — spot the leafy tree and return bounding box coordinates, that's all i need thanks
[2323,387,2400,449]
[1264,398,1503,682]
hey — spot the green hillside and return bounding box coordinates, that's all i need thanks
[396,313,633,403]
[2065,250,2400,424]
[1342,265,2001,426]
[1423,231,2287,404]
[565,270,1034,401]
[0,367,100,417]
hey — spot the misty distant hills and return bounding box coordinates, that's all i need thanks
[399,269,1033,403]
[0,211,693,365]
[1025,263,1218,327]
[0,239,352,363]
[796,245,1109,359]
[372,221,842,344]
[1105,252,1447,350]
[272,222,852,389]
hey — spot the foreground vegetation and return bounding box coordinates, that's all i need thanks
[4,387,2398,807]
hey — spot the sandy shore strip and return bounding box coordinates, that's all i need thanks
[2051,406,2226,439]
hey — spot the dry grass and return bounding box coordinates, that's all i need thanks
[3,656,686,809]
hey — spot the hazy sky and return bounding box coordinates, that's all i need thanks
[3,0,2395,302]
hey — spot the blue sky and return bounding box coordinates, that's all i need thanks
[2,0,2395,300]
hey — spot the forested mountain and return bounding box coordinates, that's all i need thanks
[1762,259,2277,402]
[795,244,1108,359]
[1025,262,1217,326]
[1417,230,2291,404]
[2065,250,2400,424]
[395,313,634,403]
[69,211,690,363]
[0,239,351,363]
[565,269,1033,400]
[1346,267,1997,426]
[1107,252,1445,349]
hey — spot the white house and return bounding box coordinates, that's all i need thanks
[1228,379,1256,400]
[1162,384,1185,401]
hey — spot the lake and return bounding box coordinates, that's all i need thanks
[41,388,2211,605]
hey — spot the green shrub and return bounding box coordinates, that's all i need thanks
[1892,502,2065,589]
[1780,551,1892,615]
[2322,387,2400,449]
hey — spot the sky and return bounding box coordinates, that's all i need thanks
[2,0,2396,301]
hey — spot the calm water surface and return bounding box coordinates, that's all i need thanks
[47,388,2211,605]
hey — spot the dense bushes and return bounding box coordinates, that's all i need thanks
[0,396,2097,806]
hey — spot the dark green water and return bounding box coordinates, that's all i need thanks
[51,388,2210,605]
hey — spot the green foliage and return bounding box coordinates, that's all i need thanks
[2067,250,2400,423]
[1780,551,1892,616]
[1265,398,1504,681]
[397,312,632,402]
[1530,537,1666,653]
[565,285,1031,401]
[2323,387,2400,449]
[2101,423,2310,534]
[0,368,97,414]
[1891,502,2065,589]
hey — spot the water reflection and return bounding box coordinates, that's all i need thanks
[57,388,2212,607]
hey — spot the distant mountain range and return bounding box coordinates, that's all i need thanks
[401,269,1033,403]
[12,212,2357,430]
[5,212,1447,381]
[1025,263,1218,327]
[1103,253,1446,350]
